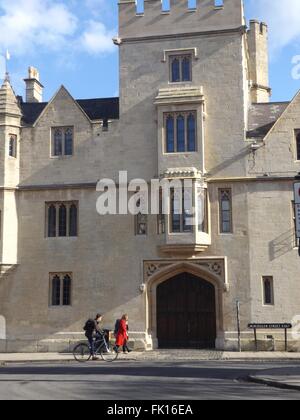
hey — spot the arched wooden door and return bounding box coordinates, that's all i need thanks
[157,273,216,349]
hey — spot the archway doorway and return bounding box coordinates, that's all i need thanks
[157,273,216,349]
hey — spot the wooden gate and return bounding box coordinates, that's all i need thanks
[157,273,216,349]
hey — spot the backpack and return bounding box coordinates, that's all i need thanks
[114,319,120,336]
[84,319,95,335]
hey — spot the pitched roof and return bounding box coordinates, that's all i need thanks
[20,97,120,126]
[247,102,289,139]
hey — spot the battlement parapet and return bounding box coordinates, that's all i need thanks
[119,0,244,40]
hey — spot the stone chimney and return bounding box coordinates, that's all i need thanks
[24,67,44,103]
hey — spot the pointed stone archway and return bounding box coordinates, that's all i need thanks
[144,259,228,349]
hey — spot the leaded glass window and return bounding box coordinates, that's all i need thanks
[164,112,197,153]
[219,189,233,233]
[51,275,61,306]
[52,127,73,157]
[50,273,72,307]
[170,55,192,83]
[46,202,78,238]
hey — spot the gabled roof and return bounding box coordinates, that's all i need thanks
[247,102,289,139]
[20,96,120,126]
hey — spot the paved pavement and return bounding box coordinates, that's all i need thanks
[1,350,300,364]
[0,360,300,400]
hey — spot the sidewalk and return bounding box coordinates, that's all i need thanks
[248,367,300,391]
[1,350,300,364]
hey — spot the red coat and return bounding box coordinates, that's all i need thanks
[115,319,128,346]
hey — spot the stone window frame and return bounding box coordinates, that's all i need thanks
[162,48,198,85]
[49,272,72,307]
[51,126,74,158]
[8,134,17,158]
[262,276,275,306]
[164,111,197,154]
[218,188,233,234]
[45,201,79,238]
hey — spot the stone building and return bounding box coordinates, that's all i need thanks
[0,0,300,352]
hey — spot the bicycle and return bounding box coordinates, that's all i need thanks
[73,331,118,363]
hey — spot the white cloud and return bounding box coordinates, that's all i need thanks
[249,0,300,55]
[0,0,115,57]
[79,20,115,55]
[0,0,78,54]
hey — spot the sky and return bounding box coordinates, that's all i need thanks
[0,0,300,102]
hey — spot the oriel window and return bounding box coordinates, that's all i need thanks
[164,112,197,153]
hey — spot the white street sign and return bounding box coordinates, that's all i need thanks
[295,203,300,239]
[294,182,300,204]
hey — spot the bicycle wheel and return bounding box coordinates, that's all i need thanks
[73,343,91,362]
[100,343,119,362]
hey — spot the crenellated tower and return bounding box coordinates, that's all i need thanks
[117,0,249,256]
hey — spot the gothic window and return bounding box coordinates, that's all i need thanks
[187,113,196,152]
[135,213,148,236]
[166,115,175,153]
[46,202,78,238]
[9,135,17,158]
[51,275,61,306]
[48,205,57,238]
[52,127,74,157]
[170,55,192,83]
[64,128,73,156]
[69,204,78,237]
[219,189,233,234]
[296,131,300,161]
[50,273,72,307]
[53,129,63,156]
[170,186,193,233]
[59,204,67,237]
[171,58,180,83]
[263,276,274,306]
[63,275,72,306]
[182,56,192,82]
[176,115,185,152]
[164,112,197,153]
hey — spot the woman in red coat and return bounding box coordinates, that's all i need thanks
[114,314,129,353]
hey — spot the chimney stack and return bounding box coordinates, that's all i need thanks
[24,67,44,103]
